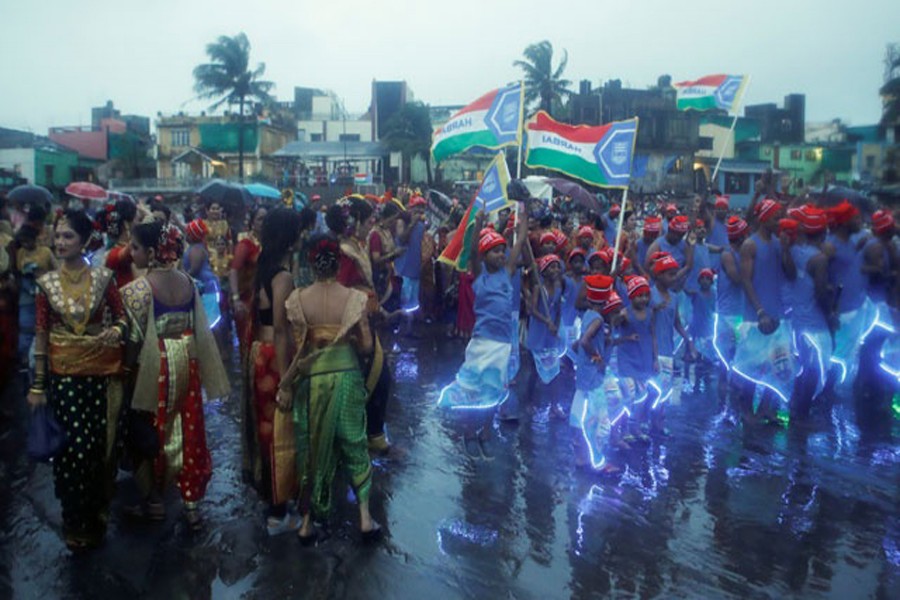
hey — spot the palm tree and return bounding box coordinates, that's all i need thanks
[514,41,572,117]
[193,33,274,181]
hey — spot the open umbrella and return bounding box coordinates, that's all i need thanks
[7,184,53,206]
[65,181,107,200]
[811,185,873,215]
[243,183,281,200]
[545,178,604,214]
[198,179,253,211]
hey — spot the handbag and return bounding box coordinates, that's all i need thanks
[26,404,67,462]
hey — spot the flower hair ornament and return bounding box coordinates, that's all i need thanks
[308,236,341,275]
[155,222,184,265]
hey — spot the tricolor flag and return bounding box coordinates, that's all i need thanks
[674,74,747,112]
[525,111,637,189]
[474,153,513,213]
[437,200,479,272]
[431,83,523,163]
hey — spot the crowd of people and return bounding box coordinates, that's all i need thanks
[0,179,897,553]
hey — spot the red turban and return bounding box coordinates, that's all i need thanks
[584,274,614,303]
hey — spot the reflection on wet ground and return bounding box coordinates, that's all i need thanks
[1,328,897,599]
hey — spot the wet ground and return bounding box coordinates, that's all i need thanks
[1,327,898,599]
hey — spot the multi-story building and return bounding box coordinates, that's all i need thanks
[155,112,295,183]
[0,127,95,191]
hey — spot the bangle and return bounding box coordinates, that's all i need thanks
[29,386,45,395]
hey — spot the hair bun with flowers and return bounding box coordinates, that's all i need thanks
[156,222,183,264]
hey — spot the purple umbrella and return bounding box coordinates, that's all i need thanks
[545,178,604,213]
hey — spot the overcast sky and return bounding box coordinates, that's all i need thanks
[3,0,898,134]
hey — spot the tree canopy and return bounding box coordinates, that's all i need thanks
[514,41,572,117]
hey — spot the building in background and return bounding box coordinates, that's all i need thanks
[0,127,94,191]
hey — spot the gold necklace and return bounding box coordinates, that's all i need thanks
[58,264,93,335]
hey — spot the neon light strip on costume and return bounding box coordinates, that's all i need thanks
[579,398,606,470]
[438,382,509,411]
[830,357,848,384]
[801,332,827,393]
[712,313,731,370]
[403,304,421,314]
[609,406,630,426]
[209,290,222,329]
[859,306,896,345]
[879,347,900,383]
[731,365,790,405]
[649,379,671,410]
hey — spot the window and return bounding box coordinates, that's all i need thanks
[170,129,190,147]
[310,133,323,142]
[44,165,54,184]
[866,155,875,170]
[724,173,750,194]
[790,149,802,161]
[338,133,360,142]
[805,150,818,162]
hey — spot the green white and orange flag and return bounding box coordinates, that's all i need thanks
[431,83,523,163]
[525,111,637,189]
[438,153,513,271]
[674,74,747,112]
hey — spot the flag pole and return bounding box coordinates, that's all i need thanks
[610,187,629,273]
[710,75,752,186]
[516,80,525,179]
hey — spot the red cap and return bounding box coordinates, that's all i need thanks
[539,231,556,247]
[714,195,730,209]
[873,209,895,235]
[584,274,614,303]
[597,246,615,265]
[665,203,678,214]
[779,218,799,240]
[186,218,209,243]
[793,204,828,234]
[698,268,715,281]
[311,194,321,202]
[602,291,624,315]
[409,195,427,208]
[609,204,621,217]
[567,247,586,263]
[653,255,680,274]
[552,229,569,252]
[577,225,594,239]
[643,216,662,234]
[755,198,782,223]
[625,275,650,299]
[669,215,690,234]
[827,200,859,226]
[726,216,749,240]
[695,219,705,229]
[478,230,506,254]
[537,254,562,273]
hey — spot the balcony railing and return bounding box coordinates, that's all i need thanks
[107,177,219,193]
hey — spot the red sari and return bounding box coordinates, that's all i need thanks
[231,235,261,356]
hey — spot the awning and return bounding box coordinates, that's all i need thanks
[273,141,386,160]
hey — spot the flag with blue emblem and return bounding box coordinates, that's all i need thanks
[431,83,523,163]
[674,74,747,112]
[474,153,512,213]
[525,111,638,189]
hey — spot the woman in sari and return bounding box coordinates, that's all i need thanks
[28,209,127,551]
[326,200,393,454]
[231,205,266,359]
[122,220,230,529]
[102,199,138,289]
[243,207,304,535]
[280,234,380,543]
[369,201,403,311]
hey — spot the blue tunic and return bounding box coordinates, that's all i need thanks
[473,269,514,344]
[575,310,606,392]
[395,221,425,279]
[526,282,563,351]
[742,233,784,321]
[183,243,218,295]
[651,285,681,357]
[789,245,828,332]
[715,248,744,317]
[827,233,867,313]
[561,276,579,327]
[636,238,653,273]
[684,243,711,294]
[658,236,687,269]
[690,289,715,339]
[617,305,654,379]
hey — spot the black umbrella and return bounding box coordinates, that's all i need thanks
[545,178,604,214]
[197,179,254,215]
[812,185,874,215]
[7,184,53,207]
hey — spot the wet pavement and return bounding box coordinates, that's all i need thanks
[1,327,898,599]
